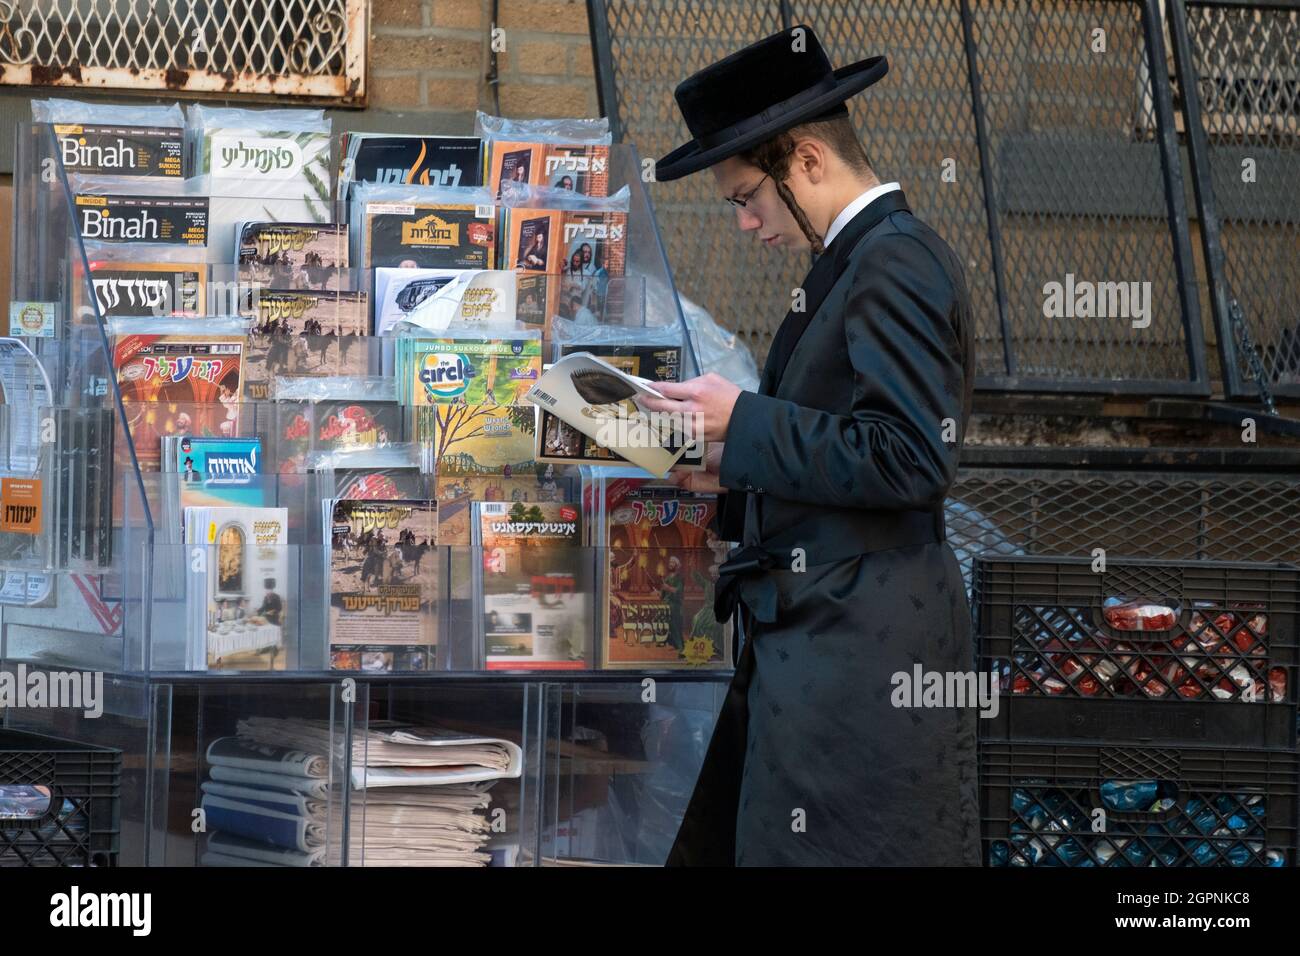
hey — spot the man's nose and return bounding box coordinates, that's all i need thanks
[735,206,761,231]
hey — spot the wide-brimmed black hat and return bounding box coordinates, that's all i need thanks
[655,25,887,182]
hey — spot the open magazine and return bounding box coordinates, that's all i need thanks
[523,352,700,478]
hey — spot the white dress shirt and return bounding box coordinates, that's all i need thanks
[822,181,901,248]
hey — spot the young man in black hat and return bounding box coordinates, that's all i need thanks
[640,25,981,866]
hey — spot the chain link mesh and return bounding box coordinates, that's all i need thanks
[1183,2,1300,396]
[947,467,1300,596]
[596,0,1207,389]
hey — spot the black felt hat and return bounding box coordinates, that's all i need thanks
[655,25,887,182]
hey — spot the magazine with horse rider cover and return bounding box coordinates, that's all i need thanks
[236,222,349,290]
[241,290,370,400]
[327,498,439,672]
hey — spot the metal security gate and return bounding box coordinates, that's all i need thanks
[0,0,368,103]
[588,0,1236,395]
[1169,0,1300,401]
[946,451,1300,595]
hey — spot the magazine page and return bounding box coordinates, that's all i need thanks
[525,352,699,478]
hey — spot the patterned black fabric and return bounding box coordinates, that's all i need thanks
[666,190,981,866]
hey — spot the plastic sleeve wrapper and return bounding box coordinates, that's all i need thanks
[81,240,208,266]
[107,316,251,337]
[497,182,631,213]
[404,325,542,343]
[33,96,185,128]
[185,104,327,128]
[375,268,520,336]
[674,292,761,392]
[66,171,205,197]
[475,111,612,145]
[305,441,421,472]
[273,374,397,403]
[548,315,683,361]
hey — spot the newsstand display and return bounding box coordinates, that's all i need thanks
[0,102,732,866]
[2,98,1298,870]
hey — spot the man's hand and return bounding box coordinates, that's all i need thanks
[635,372,742,444]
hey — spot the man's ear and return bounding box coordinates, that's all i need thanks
[791,136,828,185]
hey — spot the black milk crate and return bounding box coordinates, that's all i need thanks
[981,741,1300,867]
[0,729,121,867]
[974,555,1300,748]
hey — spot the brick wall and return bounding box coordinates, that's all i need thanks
[368,0,600,119]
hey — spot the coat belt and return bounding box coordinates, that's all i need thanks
[713,506,946,624]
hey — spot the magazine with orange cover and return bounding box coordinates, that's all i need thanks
[488,141,610,198]
[601,486,731,669]
[113,331,245,473]
[487,142,543,200]
[499,208,627,323]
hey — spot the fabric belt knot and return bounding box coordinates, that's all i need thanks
[709,506,947,626]
[713,545,787,625]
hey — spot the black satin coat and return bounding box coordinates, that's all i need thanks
[666,190,982,866]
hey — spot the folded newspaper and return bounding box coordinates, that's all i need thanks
[523,351,700,477]
[237,717,523,789]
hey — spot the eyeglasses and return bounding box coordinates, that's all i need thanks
[724,171,771,209]
[723,149,796,209]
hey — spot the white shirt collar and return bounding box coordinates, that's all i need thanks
[822,181,901,249]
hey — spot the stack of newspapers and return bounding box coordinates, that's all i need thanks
[199,737,331,866]
[218,717,523,867]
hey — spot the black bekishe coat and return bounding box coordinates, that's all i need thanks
[666,189,982,866]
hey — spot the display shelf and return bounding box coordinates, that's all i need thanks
[1,663,718,866]
[2,114,724,866]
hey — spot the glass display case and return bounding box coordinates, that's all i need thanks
[0,120,732,866]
